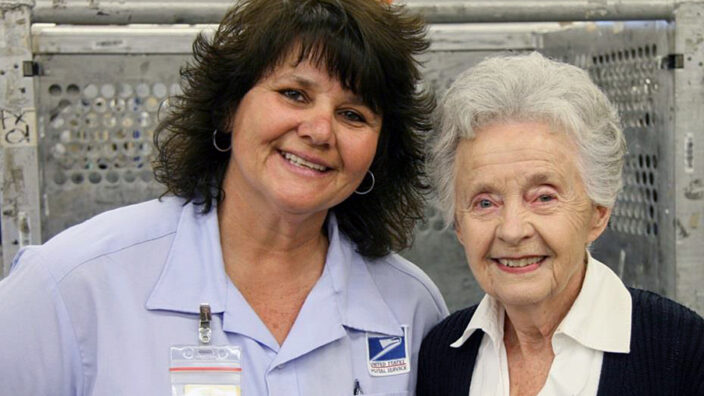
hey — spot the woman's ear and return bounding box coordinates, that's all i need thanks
[588,205,612,243]
[454,213,466,247]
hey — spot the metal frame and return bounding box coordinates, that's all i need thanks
[30,0,683,24]
[1,2,42,274]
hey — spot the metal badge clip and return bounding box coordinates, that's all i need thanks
[199,303,212,345]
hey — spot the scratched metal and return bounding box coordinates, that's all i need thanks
[0,4,43,276]
[672,3,704,315]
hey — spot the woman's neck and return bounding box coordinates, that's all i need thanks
[502,262,586,351]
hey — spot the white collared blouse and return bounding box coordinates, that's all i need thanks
[450,253,632,396]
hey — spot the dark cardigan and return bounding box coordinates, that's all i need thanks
[417,288,704,396]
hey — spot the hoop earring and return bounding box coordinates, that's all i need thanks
[212,129,231,152]
[354,171,375,195]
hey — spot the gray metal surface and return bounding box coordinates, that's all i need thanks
[0,4,43,274]
[30,0,682,25]
[35,53,187,239]
[672,2,704,314]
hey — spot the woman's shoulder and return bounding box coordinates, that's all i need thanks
[423,304,479,344]
[13,197,185,282]
[628,287,704,331]
[367,253,449,317]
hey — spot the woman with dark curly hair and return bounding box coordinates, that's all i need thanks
[0,0,447,394]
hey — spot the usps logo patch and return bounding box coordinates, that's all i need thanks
[366,327,410,376]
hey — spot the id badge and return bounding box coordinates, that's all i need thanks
[169,345,242,396]
[170,304,242,396]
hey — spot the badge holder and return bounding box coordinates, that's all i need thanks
[170,304,242,396]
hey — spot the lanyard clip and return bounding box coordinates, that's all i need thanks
[199,303,212,345]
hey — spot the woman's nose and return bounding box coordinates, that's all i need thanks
[298,111,334,146]
[496,205,534,245]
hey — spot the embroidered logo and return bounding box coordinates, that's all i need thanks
[366,326,410,376]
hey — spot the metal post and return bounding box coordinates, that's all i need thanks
[673,2,704,315]
[1,0,42,276]
[30,0,682,25]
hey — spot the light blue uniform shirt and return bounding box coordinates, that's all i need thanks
[0,197,448,395]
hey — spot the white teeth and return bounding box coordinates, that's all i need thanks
[498,257,543,268]
[282,152,327,171]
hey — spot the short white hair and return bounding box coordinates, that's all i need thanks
[428,52,626,226]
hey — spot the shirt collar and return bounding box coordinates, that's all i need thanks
[146,201,229,314]
[555,252,631,353]
[450,251,632,353]
[146,205,402,339]
[450,293,503,349]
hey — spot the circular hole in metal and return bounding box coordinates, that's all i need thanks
[106,171,119,183]
[93,98,107,113]
[124,170,137,183]
[84,112,98,127]
[140,170,153,182]
[649,205,655,219]
[97,158,109,170]
[71,172,84,184]
[635,171,641,184]
[653,222,658,236]
[88,172,102,184]
[53,171,67,185]
[145,97,159,112]
[153,83,167,98]
[83,84,98,99]
[135,83,150,98]
[118,83,133,98]
[653,189,658,202]
[644,112,651,126]
[49,84,62,96]
[66,84,80,96]
[102,115,117,127]
[100,84,116,98]
[51,117,65,129]
[109,98,126,112]
[115,129,127,140]
[138,112,150,127]
[646,223,651,235]
[127,98,142,112]
[652,155,658,169]
[645,155,651,168]
[649,172,654,185]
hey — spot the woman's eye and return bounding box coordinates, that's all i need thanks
[537,194,555,203]
[280,89,306,102]
[476,199,493,209]
[340,110,366,123]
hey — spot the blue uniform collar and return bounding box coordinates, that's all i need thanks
[146,202,403,352]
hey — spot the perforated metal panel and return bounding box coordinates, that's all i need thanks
[35,54,189,239]
[542,21,680,300]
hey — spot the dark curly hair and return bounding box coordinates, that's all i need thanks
[154,0,434,258]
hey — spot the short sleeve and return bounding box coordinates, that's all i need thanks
[0,248,83,395]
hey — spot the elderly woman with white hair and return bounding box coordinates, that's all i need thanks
[416,52,704,396]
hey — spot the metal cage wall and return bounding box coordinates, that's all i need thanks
[1,0,703,315]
